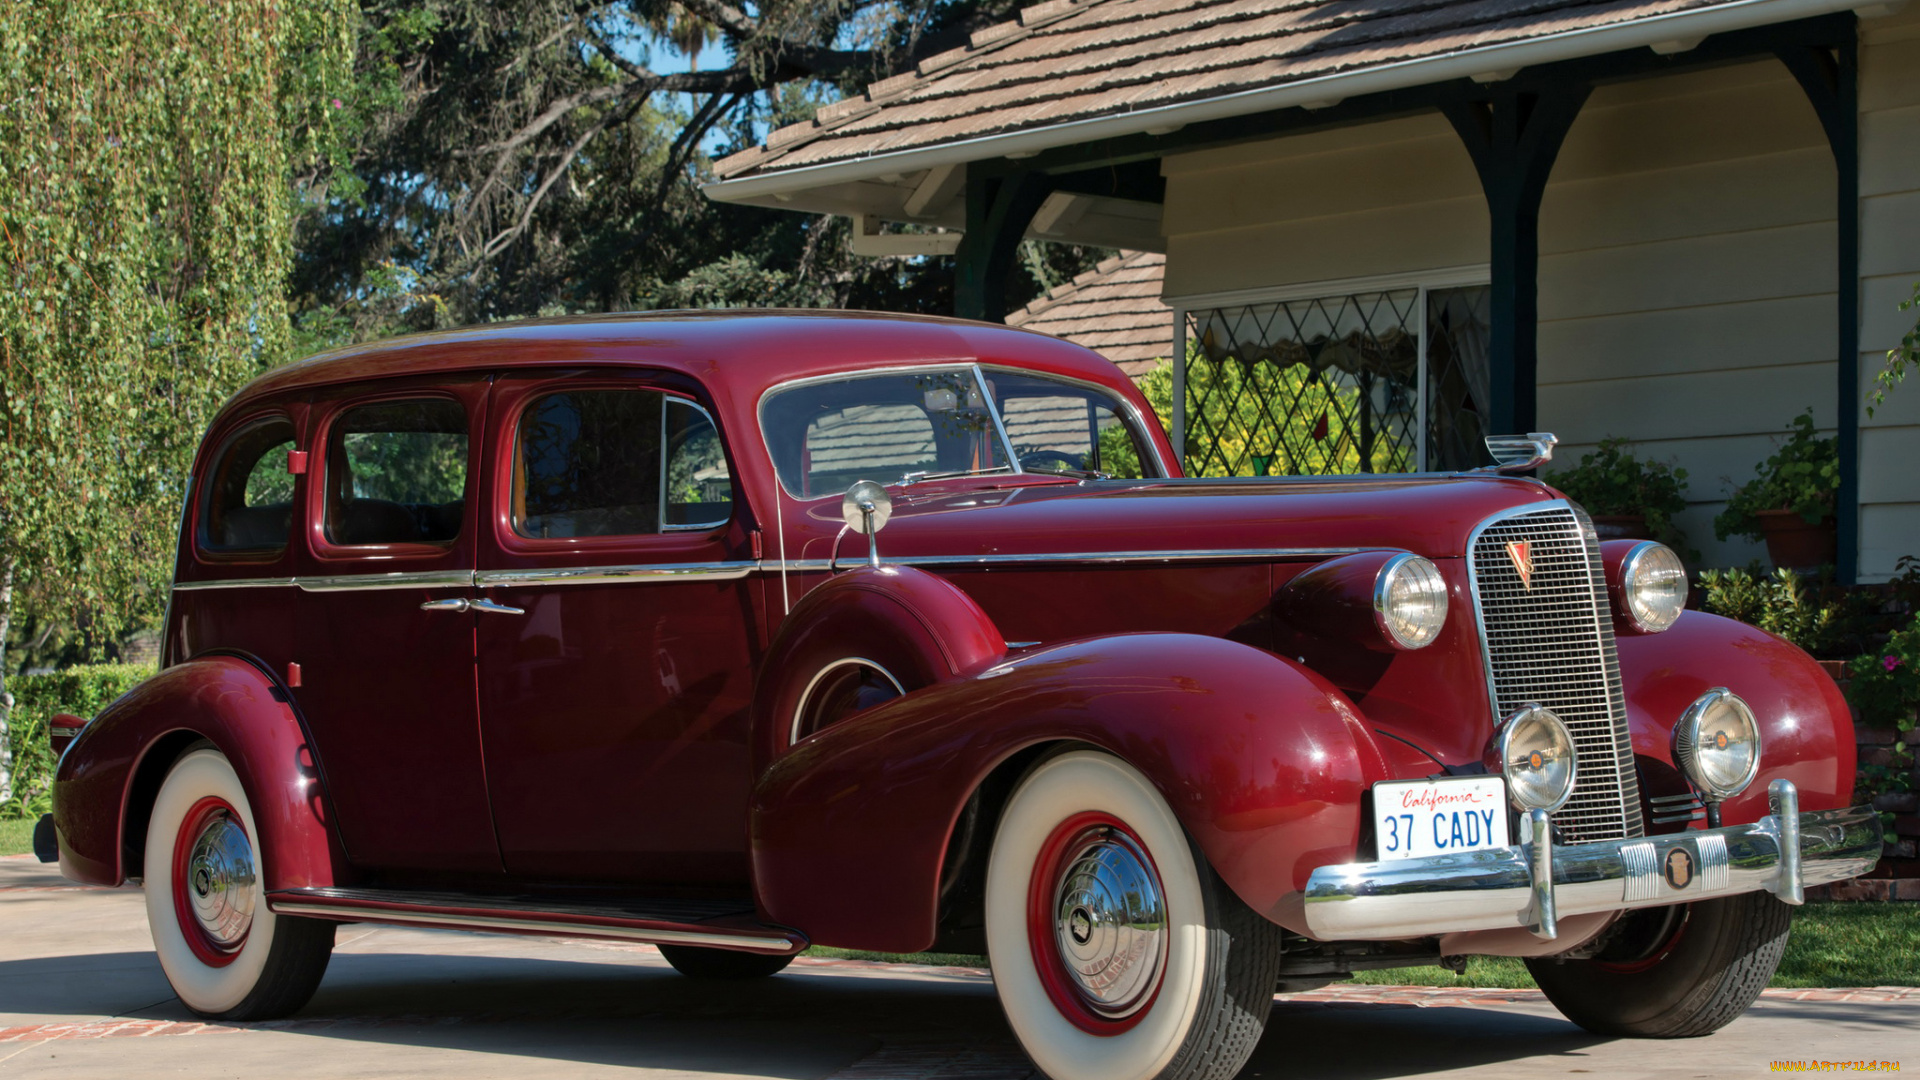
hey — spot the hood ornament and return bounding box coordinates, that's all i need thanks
[1481,433,1558,474]
[1506,540,1536,590]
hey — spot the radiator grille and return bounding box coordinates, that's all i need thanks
[1469,505,1644,843]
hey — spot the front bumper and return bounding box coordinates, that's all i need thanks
[1304,780,1883,942]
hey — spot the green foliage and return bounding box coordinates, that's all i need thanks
[1697,566,1878,659]
[1546,437,1690,549]
[2,664,153,819]
[0,0,353,676]
[1848,618,1920,734]
[1869,282,1918,419]
[1128,351,1408,477]
[1715,411,1841,542]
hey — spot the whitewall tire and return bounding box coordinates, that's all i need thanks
[143,747,335,1019]
[985,750,1284,1080]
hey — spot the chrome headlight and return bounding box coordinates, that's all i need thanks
[1374,553,1448,649]
[1489,704,1577,813]
[1673,688,1761,800]
[1619,541,1687,633]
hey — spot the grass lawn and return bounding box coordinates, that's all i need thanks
[0,819,38,857]
[807,902,1920,989]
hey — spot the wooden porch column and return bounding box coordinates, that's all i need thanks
[954,164,1054,322]
[1442,85,1590,438]
[1777,33,1861,583]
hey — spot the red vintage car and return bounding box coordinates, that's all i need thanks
[52,312,1880,1080]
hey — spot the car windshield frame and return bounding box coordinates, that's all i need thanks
[758,363,1167,500]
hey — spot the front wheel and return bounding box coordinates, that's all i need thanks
[1525,891,1791,1037]
[985,750,1284,1080]
[144,747,335,1019]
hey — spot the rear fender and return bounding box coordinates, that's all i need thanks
[749,632,1390,952]
[1617,610,1856,824]
[51,655,346,890]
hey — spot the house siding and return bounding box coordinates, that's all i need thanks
[1158,14,1920,577]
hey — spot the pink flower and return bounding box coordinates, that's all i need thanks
[1885,655,1906,672]
[331,98,344,109]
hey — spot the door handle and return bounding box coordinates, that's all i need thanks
[470,598,524,616]
[419,597,524,616]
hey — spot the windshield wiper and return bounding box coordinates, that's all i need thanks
[900,466,1015,486]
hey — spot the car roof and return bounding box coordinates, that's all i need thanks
[232,310,1135,409]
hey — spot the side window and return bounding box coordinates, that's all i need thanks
[990,372,1155,479]
[325,399,468,546]
[513,389,731,539]
[200,417,296,554]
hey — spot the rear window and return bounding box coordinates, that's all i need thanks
[199,417,296,554]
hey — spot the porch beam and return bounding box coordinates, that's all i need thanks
[954,165,1055,322]
[1775,33,1861,582]
[1441,85,1591,437]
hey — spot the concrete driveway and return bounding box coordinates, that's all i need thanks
[2,854,1914,1079]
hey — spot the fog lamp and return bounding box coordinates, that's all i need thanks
[1374,553,1448,649]
[1619,542,1687,633]
[1488,704,1577,813]
[1673,688,1761,801]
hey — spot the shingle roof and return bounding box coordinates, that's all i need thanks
[714,0,1756,183]
[1006,251,1171,378]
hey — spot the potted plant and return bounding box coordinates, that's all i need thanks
[1715,410,1840,569]
[1546,437,1689,546]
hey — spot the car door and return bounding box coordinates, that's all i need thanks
[473,370,763,885]
[293,377,502,874]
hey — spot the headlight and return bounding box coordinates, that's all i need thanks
[1374,553,1448,649]
[1488,704,1577,813]
[1673,688,1761,800]
[1619,541,1687,633]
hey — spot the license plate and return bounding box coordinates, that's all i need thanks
[1372,776,1510,861]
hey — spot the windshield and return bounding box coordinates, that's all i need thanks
[760,365,1159,498]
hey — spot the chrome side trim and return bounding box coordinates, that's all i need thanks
[267,902,797,952]
[784,547,1365,573]
[171,577,300,592]
[477,561,759,588]
[298,571,477,592]
[1302,787,1879,941]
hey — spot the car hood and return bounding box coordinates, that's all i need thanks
[793,474,1565,563]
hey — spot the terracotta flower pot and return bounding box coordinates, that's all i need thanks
[1589,514,1652,541]
[1755,509,1836,569]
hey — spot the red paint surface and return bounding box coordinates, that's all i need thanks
[750,633,1391,950]
[53,656,346,891]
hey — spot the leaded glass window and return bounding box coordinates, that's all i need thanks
[1176,283,1491,476]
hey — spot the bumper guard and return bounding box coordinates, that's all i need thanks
[1304,780,1883,942]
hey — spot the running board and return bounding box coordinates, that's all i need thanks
[266,887,806,954]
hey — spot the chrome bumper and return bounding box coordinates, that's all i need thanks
[1304,781,1883,942]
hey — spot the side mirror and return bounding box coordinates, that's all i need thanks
[841,481,893,568]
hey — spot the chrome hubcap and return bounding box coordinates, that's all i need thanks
[1051,827,1167,1019]
[186,817,256,950]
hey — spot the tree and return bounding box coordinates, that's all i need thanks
[291,0,1101,339]
[0,1,353,768]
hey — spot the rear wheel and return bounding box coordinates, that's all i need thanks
[985,750,1284,1080]
[657,945,795,980]
[143,748,335,1019]
[1525,892,1791,1037]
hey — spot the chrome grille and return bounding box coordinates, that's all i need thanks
[1469,504,1643,843]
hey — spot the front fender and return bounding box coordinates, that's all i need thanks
[51,656,347,890]
[1617,610,1855,824]
[748,632,1390,952]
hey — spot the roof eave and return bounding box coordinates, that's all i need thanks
[705,0,1867,205]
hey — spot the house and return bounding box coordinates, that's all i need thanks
[704,0,1920,579]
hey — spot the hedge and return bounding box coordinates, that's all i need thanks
[2,664,154,820]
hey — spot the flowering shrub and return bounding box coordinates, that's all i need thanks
[1849,619,1920,734]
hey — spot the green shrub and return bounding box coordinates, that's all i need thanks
[2,664,154,820]
[1715,411,1841,542]
[1546,437,1691,552]
[1695,566,1877,659]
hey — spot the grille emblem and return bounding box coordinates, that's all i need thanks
[1506,540,1535,589]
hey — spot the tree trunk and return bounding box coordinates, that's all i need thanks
[0,555,14,804]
